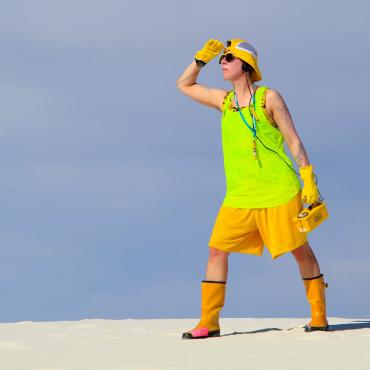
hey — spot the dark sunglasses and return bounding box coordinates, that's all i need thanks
[219,53,236,64]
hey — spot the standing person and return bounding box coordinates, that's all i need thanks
[176,39,329,339]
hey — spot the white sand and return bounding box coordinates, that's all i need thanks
[1,317,370,370]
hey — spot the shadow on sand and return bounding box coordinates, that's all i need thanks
[221,327,283,336]
[221,320,370,336]
[327,320,370,332]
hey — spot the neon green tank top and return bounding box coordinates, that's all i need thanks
[221,85,301,208]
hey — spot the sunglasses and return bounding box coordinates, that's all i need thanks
[219,53,237,64]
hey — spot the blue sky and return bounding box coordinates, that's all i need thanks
[0,0,369,322]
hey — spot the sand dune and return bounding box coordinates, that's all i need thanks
[1,317,369,370]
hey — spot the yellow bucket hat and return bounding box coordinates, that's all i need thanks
[219,39,262,82]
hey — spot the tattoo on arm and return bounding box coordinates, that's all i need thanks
[276,103,294,129]
[274,94,309,167]
[294,142,308,167]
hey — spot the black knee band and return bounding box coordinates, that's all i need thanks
[302,273,323,281]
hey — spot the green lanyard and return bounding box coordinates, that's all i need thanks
[233,90,258,159]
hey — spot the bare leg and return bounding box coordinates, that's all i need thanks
[205,247,229,281]
[182,248,229,339]
[291,241,321,278]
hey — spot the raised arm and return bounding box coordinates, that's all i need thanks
[176,39,228,112]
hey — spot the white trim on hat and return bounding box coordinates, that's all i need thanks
[235,42,258,59]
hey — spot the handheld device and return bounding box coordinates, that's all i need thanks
[292,202,329,233]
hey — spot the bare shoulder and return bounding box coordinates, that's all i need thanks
[209,88,229,112]
[203,87,229,112]
[265,88,285,106]
[264,88,290,116]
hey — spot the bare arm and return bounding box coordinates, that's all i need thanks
[266,89,309,168]
[176,60,227,112]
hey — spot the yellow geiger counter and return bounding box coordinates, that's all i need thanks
[292,201,329,233]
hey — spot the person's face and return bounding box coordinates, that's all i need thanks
[220,54,244,81]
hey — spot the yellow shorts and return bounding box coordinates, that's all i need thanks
[208,192,308,259]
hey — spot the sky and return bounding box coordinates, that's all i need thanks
[0,0,369,322]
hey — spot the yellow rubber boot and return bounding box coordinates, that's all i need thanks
[303,274,329,332]
[182,280,226,339]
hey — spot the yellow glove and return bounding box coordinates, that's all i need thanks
[299,164,320,204]
[194,39,224,64]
